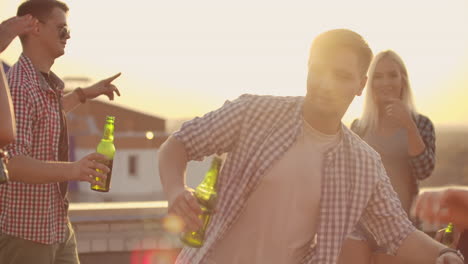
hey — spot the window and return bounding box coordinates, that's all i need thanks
[128,155,138,177]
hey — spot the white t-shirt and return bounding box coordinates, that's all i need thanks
[207,119,340,264]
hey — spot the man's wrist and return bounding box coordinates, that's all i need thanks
[65,161,79,182]
[74,87,87,104]
[439,247,464,261]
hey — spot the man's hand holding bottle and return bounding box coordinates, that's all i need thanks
[167,187,203,232]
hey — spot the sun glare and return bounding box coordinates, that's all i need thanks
[1,0,467,125]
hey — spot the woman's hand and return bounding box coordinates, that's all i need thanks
[384,98,414,129]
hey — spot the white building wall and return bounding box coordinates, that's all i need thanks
[74,148,212,202]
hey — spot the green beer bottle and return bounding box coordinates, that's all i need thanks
[180,156,222,248]
[91,116,115,192]
[442,222,455,247]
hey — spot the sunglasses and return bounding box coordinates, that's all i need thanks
[38,20,70,39]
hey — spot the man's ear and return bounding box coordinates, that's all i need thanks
[34,23,41,35]
[29,20,41,37]
[357,75,367,96]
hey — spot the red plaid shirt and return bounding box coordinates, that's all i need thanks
[0,54,68,244]
[173,94,416,264]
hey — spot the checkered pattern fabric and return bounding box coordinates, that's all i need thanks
[408,115,436,180]
[0,54,68,244]
[348,115,436,245]
[173,94,416,264]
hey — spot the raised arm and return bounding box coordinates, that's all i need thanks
[62,73,121,112]
[0,65,15,147]
[0,15,36,147]
[0,15,36,53]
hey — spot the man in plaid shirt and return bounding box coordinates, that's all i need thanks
[159,29,463,263]
[0,1,121,263]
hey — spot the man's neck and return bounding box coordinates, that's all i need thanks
[302,101,342,135]
[23,48,55,73]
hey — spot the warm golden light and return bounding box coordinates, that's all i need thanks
[145,131,154,140]
[1,0,468,126]
[162,214,184,234]
[153,253,172,264]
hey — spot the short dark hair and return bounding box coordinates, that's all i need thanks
[17,0,69,21]
[309,29,373,75]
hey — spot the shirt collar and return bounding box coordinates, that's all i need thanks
[19,53,65,93]
[295,97,355,160]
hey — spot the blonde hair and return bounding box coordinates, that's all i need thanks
[358,50,417,134]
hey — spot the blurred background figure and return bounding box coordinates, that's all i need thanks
[413,187,468,231]
[339,50,436,264]
[414,187,468,263]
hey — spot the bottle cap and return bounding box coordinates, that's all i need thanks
[106,116,115,123]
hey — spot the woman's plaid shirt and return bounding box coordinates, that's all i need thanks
[0,55,68,244]
[351,114,436,182]
[173,94,416,264]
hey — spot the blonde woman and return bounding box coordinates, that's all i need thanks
[338,50,436,264]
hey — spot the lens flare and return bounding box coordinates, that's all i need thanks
[130,249,177,264]
[145,131,154,140]
[162,214,184,233]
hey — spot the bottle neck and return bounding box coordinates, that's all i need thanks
[446,223,454,233]
[102,124,114,141]
[203,157,222,187]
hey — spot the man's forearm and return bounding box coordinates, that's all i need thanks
[158,136,189,199]
[62,89,82,113]
[396,230,445,263]
[7,155,73,184]
[0,29,15,54]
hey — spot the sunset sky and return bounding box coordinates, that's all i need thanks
[1,0,467,127]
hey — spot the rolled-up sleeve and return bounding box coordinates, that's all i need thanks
[409,115,435,180]
[4,83,33,158]
[360,163,416,255]
[173,94,252,161]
